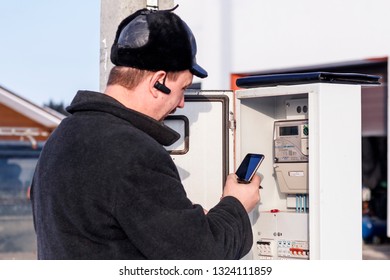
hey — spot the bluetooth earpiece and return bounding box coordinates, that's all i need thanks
[154,81,171,94]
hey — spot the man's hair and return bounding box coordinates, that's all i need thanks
[107,66,180,90]
[107,66,150,90]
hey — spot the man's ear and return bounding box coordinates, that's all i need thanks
[150,71,168,97]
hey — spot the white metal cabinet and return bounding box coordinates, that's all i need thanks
[236,83,362,260]
[165,83,363,260]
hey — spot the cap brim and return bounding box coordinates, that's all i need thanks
[191,63,208,78]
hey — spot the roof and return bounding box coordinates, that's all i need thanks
[0,84,65,128]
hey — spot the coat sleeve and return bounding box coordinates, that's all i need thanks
[113,147,253,260]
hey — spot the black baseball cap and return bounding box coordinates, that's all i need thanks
[110,6,208,78]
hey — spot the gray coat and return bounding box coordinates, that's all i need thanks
[31,90,252,259]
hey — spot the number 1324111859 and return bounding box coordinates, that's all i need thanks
[212,266,272,276]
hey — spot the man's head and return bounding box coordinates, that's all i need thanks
[110,6,207,79]
[106,6,205,122]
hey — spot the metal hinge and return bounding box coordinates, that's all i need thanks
[228,111,236,131]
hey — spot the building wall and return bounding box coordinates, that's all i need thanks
[0,104,52,142]
[174,0,390,90]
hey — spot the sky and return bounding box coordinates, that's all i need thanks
[0,0,100,107]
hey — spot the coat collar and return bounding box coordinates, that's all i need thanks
[66,90,180,146]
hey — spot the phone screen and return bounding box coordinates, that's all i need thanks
[236,153,265,183]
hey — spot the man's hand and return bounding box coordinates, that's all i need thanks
[222,173,261,213]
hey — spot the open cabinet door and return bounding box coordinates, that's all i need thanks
[163,90,234,210]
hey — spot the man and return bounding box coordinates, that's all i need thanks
[31,6,261,260]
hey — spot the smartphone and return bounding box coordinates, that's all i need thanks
[236,153,265,184]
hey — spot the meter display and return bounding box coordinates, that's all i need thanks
[274,120,308,163]
[274,119,308,194]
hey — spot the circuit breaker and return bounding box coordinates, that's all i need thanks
[256,212,309,260]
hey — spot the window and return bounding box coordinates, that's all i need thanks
[0,141,42,259]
